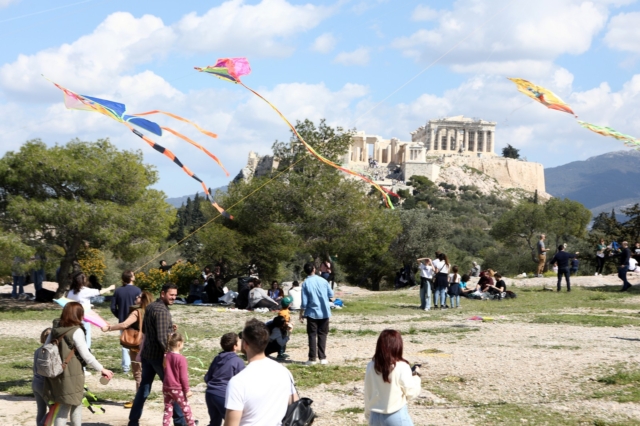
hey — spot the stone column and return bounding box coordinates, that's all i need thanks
[484,131,489,152]
[429,128,435,151]
[463,129,468,151]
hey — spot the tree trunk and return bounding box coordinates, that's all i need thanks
[54,239,82,298]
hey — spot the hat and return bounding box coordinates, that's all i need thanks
[281,296,293,308]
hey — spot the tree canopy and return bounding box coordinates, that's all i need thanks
[502,144,520,159]
[0,139,175,295]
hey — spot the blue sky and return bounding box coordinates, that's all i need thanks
[1,0,639,197]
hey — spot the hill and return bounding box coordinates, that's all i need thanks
[544,150,640,216]
[166,186,227,208]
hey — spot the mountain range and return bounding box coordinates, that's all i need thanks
[544,150,640,217]
[166,186,227,208]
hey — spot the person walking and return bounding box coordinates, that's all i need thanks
[224,319,297,425]
[614,241,632,291]
[128,283,186,426]
[537,234,549,277]
[432,253,450,309]
[595,239,607,276]
[364,330,421,425]
[162,332,197,426]
[550,245,579,292]
[416,258,433,311]
[102,290,154,407]
[111,270,141,374]
[299,262,334,365]
[44,302,114,426]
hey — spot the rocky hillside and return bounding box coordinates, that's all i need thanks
[545,150,640,215]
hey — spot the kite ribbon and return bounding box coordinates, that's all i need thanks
[239,82,397,208]
[160,126,228,176]
[44,403,60,426]
[124,123,233,219]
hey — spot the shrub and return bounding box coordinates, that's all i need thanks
[77,248,106,283]
[136,262,201,295]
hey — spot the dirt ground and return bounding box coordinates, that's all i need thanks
[1,273,640,425]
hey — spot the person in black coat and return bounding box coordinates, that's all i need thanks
[612,241,632,291]
[550,245,579,292]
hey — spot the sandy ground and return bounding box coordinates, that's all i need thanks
[1,274,640,425]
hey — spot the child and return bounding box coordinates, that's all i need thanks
[460,274,473,297]
[163,333,197,426]
[278,296,293,324]
[265,316,290,360]
[33,327,51,426]
[448,266,461,308]
[204,333,244,426]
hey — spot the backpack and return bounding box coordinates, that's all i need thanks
[35,329,77,378]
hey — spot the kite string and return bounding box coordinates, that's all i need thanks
[134,155,308,273]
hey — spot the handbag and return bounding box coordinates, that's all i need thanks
[282,378,316,426]
[120,309,143,350]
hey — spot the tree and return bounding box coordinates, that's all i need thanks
[544,198,591,251]
[621,203,640,243]
[0,139,175,296]
[490,202,548,263]
[502,144,520,159]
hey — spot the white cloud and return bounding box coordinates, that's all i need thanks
[334,47,371,66]
[604,12,640,53]
[392,0,611,74]
[0,0,20,8]
[311,33,337,54]
[411,5,439,21]
[553,68,574,90]
[174,0,333,56]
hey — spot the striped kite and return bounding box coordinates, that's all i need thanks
[577,120,640,149]
[195,58,398,208]
[508,78,576,117]
[47,79,232,219]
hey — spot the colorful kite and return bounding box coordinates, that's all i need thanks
[577,120,640,148]
[195,58,398,208]
[508,78,576,116]
[46,79,232,219]
[53,298,109,328]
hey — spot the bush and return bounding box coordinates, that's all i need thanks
[135,261,201,295]
[77,248,106,283]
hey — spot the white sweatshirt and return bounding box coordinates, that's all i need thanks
[363,360,421,419]
[45,328,103,372]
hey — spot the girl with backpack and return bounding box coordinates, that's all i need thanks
[432,253,450,309]
[44,302,113,426]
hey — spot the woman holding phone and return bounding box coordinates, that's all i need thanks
[364,330,422,425]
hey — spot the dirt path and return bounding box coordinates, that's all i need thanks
[1,276,640,425]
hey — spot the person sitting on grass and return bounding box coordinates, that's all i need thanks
[459,274,474,297]
[248,279,280,310]
[265,316,291,360]
[267,281,284,302]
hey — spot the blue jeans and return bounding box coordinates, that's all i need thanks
[557,267,570,291]
[369,404,414,426]
[31,268,45,293]
[419,278,432,310]
[434,288,447,307]
[33,381,47,426]
[450,295,460,308]
[121,331,131,372]
[11,275,24,298]
[128,357,186,426]
[320,272,330,281]
[205,392,225,426]
[619,266,631,290]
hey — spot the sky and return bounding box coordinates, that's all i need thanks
[1,0,639,197]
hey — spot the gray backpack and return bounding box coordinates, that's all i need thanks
[35,329,77,378]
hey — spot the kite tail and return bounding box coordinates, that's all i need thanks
[44,403,60,426]
[124,124,232,219]
[160,126,229,176]
[200,182,233,219]
[239,82,397,208]
[132,110,218,139]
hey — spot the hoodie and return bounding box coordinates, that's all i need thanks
[204,351,245,397]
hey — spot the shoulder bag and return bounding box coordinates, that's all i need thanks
[282,377,316,426]
[120,309,143,350]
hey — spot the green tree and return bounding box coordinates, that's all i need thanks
[621,203,640,243]
[502,144,520,159]
[0,139,175,296]
[544,198,591,251]
[490,202,548,263]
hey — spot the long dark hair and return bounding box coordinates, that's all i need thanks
[373,330,409,383]
[69,272,87,294]
[438,253,450,267]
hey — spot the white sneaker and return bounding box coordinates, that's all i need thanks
[424,308,430,311]
[305,360,318,366]
[594,273,598,276]
[320,359,328,365]
[84,370,92,376]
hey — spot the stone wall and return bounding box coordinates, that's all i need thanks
[402,163,440,183]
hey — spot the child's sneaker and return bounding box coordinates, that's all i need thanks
[277,353,290,360]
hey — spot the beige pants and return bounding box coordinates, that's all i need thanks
[537,254,546,275]
[129,349,142,391]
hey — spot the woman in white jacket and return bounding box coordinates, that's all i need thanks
[364,330,421,426]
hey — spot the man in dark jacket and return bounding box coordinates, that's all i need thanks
[128,283,186,426]
[615,241,632,291]
[111,270,141,374]
[550,245,579,292]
